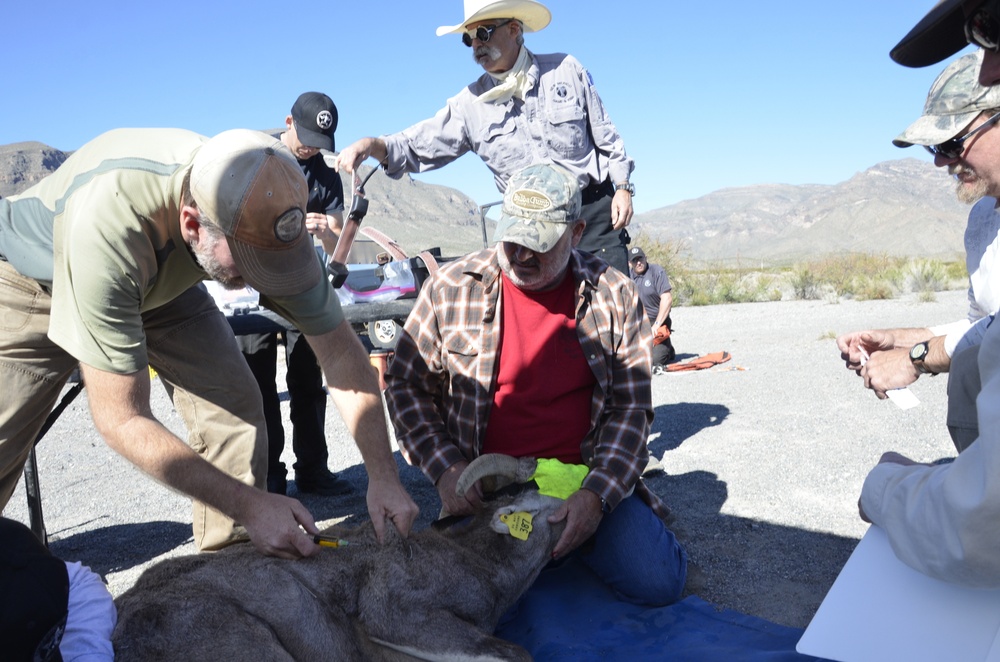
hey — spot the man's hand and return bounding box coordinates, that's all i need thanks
[435,461,482,516]
[861,347,920,399]
[305,212,342,243]
[610,189,633,230]
[240,491,322,559]
[334,137,387,175]
[367,477,420,543]
[859,451,921,522]
[548,489,603,559]
[837,330,894,371]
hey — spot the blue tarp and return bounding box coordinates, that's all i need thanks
[497,559,826,661]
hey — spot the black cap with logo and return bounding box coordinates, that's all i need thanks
[291,91,338,151]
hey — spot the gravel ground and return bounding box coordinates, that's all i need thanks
[4,290,962,629]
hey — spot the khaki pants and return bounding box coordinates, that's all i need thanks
[0,261,266,551]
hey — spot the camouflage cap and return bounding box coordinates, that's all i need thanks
[894,50,1000,148]
[492,163,582,253]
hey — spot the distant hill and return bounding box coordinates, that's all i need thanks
[0,142,70,197]
[0,141,974,265]
[0,139,489,258]
[631,158,971,266]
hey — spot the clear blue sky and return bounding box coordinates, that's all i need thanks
[1,0,974,213]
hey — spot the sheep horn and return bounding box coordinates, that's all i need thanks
[456,454,538,497]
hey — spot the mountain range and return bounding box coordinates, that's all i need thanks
[630,158,970,266]
[0,141,972,265]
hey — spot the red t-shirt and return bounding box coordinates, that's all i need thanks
[482,271,595,463]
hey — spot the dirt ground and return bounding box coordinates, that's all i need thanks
[4,290,961,630]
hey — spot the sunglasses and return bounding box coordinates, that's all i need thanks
[924,110,1000,159]
[462,20,511,47]
[966,1,1000,50]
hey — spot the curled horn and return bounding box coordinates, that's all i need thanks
[456,454,538,497]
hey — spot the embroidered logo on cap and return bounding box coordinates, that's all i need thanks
[511,189,552,213]
[316,110,334,131]
[274,208,305,242]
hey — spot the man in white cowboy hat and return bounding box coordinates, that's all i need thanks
[336,0,636,275]
[0,128,418,559]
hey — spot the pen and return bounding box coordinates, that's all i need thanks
[313,535,350,548]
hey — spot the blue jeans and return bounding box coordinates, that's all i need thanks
[573,494,688,607]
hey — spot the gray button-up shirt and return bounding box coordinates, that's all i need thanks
[382,50,634,193]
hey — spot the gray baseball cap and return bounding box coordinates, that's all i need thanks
[894,50,1000,147]
[493,163,582,252]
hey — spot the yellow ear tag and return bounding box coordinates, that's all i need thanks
[499,511,533,540]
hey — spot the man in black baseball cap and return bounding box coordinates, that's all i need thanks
[889,0,1000,80]
[235,91,350,497]
[290,91,338,152]
[891,0,972,68]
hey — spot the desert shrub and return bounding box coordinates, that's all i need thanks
[853,276,896,300]
[789,265,821,300]
[908,259,949,294]
[623,239,963,307]
[944,260,969,282]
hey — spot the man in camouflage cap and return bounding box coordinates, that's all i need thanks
[839,49,1000,414]
[840,50,1000,434]
[832,51,1000,585]
[384,162,688,608]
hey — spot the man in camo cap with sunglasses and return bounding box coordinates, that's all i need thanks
[385,162,688,608]
[839,50,1000,443]
[843,47,1000,585]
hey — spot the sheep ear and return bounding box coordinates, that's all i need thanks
[498,511,534,541]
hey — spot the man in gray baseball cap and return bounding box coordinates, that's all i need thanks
[385,161,688,608]
[0,127,418,560]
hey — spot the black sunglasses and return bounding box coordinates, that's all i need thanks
[966,0,1000,51]
[462,20,511,47]
[924,110,1000,159]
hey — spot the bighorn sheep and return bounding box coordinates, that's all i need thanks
[112,455,561,661]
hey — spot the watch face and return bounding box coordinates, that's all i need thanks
[910,342,928,361]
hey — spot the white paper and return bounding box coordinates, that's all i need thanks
[885,387,920,410]
[797,526,1000,662]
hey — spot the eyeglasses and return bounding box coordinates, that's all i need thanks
[924,110,1000,159]
[462,20,511,47]
[966,1,1000,51]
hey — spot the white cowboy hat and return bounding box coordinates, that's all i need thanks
[436,0,552,37]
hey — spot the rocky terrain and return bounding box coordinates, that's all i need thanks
[632,158,969,266]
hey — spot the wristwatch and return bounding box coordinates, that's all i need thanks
[615,182,635,196]
[909,341,936,374]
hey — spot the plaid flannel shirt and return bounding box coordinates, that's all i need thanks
[385,248,668,519]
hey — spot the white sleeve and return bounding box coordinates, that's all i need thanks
[59,561,117,661]
[927,319,973,356]
[951,316,993,357]
[860,319,1000,586]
